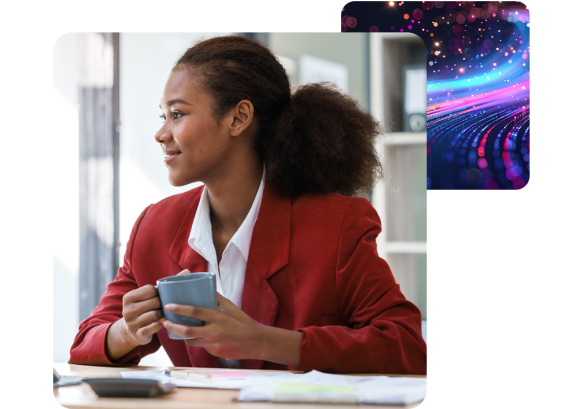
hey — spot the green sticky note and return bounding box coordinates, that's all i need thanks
[273,382,357,395]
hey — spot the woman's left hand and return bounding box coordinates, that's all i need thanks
[161,293,266,360]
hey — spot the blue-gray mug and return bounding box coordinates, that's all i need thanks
[155,272,217,340]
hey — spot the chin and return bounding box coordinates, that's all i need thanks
[168,173,199,187]
[168,176,186,187]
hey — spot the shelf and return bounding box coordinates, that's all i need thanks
[369,33,427,318]
[379,132,426,145]
[377,241,427,254]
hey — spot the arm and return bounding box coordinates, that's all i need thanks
[254,325,302,367]
[162,293,302,366]
[69,206,162,366]
[297,199,427,374]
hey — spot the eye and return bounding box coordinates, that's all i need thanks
[160,111,184,121]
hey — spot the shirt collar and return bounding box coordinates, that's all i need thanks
[188,170,265,263]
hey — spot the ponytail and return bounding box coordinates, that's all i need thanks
[176,36,382,197]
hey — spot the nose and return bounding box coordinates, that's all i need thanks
[154,122,171,144]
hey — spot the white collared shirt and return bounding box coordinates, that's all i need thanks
[187,175,265,368]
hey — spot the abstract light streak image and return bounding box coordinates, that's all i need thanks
[342,1,530,189]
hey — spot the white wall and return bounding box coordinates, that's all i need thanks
[269,33,368,109]
[53,33,80,363]
[119,33,231,366]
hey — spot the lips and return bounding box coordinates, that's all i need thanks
[163,149,182,166]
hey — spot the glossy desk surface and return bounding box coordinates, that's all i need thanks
[53,363,424,408]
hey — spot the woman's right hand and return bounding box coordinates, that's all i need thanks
[105,284,164,361]
[121,284,165,345]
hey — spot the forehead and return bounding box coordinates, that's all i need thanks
[160,67,202,106]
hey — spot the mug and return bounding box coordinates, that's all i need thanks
[155,272,217,340]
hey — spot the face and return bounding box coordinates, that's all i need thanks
[155,68,233,187]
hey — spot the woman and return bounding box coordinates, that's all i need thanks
[69,35,426,374]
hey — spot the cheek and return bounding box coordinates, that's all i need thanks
[178,122,223,157]
[176,123,202,147]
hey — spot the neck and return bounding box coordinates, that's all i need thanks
[205,158,263,234]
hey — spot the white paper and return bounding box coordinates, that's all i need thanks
[121,368,293,390]
[121,369,426,404]
[237,371,427,405]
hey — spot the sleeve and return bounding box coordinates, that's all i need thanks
[68,205,161,366]
[297,199,427,375]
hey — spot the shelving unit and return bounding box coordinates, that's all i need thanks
[370,33,427,318]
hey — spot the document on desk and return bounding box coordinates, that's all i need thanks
[237,371,427,405]
[122,368,425,404]
[120,368,294,390]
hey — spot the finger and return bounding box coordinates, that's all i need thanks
[164,304,220,322]
[136,310,164,327]
[135,296,162,312]
[132,284,159,301]
[184,338,210,347]
[216,292,229,309]
[216,292,224,309]
[162,320,212,339]
[124,296,162,320]
[216,292,234,310]
[177,269,191,276]
[131,309,163,329]
[136,318,164,341]
[124,284,158,304]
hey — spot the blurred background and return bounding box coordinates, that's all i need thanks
[53,32,427,366]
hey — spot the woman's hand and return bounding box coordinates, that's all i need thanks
[162,293,264,359]
[163,270,302,366]
[120,284,165,345]
[106,284,164,361]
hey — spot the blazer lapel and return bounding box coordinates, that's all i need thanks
[240,186,291,370]
[168,187,208,274]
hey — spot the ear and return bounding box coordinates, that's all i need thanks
[231,100,254,136]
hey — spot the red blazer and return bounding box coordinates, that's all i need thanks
[69,185,427,374]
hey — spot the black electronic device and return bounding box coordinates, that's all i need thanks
[82,378,176,398]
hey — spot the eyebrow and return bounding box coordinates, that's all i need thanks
[159,99,192,109]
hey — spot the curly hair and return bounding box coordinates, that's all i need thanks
[175,35,382,197]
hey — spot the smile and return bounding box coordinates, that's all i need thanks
[164,153,181,166]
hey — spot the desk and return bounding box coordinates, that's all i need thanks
[53,363,424,408]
